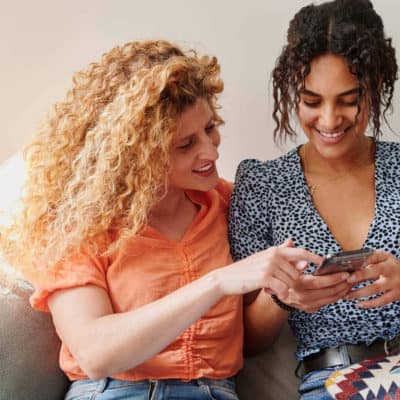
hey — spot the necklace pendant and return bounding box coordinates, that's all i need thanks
[309,185,316,196]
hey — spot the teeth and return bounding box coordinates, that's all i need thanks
[318,130,345,138]
[194,163,213,172]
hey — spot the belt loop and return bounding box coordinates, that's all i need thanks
[384,340,390,356]
[295,361,303,378]
[339,344,351,366]
[95,378,108,393]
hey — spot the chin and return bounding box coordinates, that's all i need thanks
[196,174,219,192]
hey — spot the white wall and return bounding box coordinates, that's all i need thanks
[1,0,399,180]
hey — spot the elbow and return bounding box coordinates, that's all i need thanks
[74,347,110,381]
[243,328,280,357]
[85,368,107,382]
[243,341,268,357]
[84,364,108,381]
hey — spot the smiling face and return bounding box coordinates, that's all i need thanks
[168,98,220,194]
[297,54,370,160]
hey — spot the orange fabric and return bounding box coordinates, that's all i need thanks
[29,179,243,381]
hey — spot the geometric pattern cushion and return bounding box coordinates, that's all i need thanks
[325,354,400,400]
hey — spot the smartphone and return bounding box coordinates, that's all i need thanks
[313,248,374,276]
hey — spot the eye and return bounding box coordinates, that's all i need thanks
[177,138,194,150]
[340,99,358,107]
[205,123,216,134]
[302,100,320,108]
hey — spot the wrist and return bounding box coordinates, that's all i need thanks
[205,269,226,299]
[270,294,295,312]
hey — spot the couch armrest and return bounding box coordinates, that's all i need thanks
[0,272,69,400]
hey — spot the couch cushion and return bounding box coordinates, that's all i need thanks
[0,270,69,400]
[236,323,299,400]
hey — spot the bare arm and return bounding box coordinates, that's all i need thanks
[48,245,320,380]
[243,289,289,355]
[49,273,222,380]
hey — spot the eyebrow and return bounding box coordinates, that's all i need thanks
[176,118,215,142]
[298,87,360,97]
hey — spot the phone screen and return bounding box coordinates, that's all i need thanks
[313,248,374,276]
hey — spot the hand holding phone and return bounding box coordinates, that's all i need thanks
[313,248,374,276]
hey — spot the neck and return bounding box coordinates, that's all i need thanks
[150,188,192,218]
[302,137,374,176]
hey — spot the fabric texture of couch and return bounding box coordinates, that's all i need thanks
[0,270,69,400]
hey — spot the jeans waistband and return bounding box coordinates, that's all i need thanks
[302,335,400,374]
[66,376,235,397]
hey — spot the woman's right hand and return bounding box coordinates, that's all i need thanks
[212,245,322,299]
[278,271,353,313]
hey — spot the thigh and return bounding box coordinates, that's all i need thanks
[298,368,335,400]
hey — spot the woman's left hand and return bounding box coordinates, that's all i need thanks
[345,250,400,308]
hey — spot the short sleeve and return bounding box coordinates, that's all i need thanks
[228,159,272,261]
[27,240,111,312]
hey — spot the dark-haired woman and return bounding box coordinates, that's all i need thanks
[229,0,400,398]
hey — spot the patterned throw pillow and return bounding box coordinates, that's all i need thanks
[325,354,400,400]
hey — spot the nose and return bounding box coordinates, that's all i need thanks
[199,131,220,161]
[319,104,343,131]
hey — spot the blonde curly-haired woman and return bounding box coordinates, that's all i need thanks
[1,40,320,399]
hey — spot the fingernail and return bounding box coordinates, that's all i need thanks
[342,273,350,279]
[299,261,307,269]
[348,275,356,283]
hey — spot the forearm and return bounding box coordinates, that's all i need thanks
[243,289,289,356]
[57,272,224,380]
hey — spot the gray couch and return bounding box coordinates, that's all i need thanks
[0,266,299,400]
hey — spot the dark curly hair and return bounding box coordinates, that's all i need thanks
[272,0,398,142]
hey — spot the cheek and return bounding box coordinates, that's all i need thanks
[343,107,359,123]
[297,106,317,127]
[354,108,369,129]
[212,131,221,147]
[168,157,188,179]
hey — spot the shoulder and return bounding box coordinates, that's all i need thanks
[195,178,233,210]
[376,141,400,160]
[376,141,400,177]
[214,178,233,202]
[234,148,300,190]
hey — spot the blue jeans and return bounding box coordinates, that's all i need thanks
[64,377,239,400]
[298,368,336,400]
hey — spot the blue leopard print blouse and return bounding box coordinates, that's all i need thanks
[228,141,400,360]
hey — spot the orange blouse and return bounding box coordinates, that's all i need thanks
[29,179,243,381]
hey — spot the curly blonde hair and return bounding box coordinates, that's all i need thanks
[1,40,223,271]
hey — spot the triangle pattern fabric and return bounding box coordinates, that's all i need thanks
[325,355,400,400]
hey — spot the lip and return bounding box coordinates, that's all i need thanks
[314,127,349,144]
[192,162,216,177]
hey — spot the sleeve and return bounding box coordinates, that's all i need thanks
[27,238,111,312]
[228,159,273,261]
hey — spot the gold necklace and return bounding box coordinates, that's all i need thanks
[302,140,375,197]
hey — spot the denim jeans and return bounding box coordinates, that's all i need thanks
[298,367,336,400]
[64,377,239,400]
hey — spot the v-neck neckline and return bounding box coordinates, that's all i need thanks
[295,141,379,252]
[142,189,207,244]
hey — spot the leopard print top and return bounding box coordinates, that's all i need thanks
[229,141,400,360]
